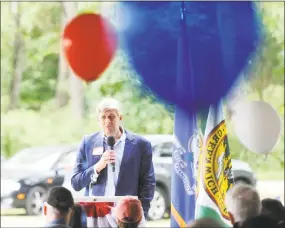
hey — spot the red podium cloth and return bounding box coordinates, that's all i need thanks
[75,196,145,228]
[79,202,116,228]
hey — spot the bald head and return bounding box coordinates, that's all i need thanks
[225,184,261,223]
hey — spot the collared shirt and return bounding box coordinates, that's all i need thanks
[92,129,126,196]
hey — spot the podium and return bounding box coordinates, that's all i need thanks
[74,196,138,228]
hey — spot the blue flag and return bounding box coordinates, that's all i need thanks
[171,3,198,227]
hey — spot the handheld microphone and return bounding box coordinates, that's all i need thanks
[106,136,116,172]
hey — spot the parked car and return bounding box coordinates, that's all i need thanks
[1,145,77,215]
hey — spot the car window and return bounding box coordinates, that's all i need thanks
[34,153,62,170]
[56,150,77,170]
[5,148,62,166]
[153,142,173,157]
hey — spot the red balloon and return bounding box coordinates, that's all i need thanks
[62,13,117,82]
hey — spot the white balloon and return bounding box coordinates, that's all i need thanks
[232,101,282,154]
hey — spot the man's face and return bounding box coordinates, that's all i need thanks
[98,109,122,137]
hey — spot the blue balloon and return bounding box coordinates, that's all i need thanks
[118,2,262,113]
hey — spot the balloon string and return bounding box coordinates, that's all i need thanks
[264,154,268,161]
[84,81,91,86]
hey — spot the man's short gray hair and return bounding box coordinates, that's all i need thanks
[225,183,261,223]
[96,98,123,116]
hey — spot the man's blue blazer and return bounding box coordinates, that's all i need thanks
[71,130,156,216]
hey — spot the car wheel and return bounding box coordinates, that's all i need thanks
[148,187,167,221]
[25,186,47,215]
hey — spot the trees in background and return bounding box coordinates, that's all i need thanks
[8,2,24,110]
[61,2,85,119]
[55,3,70,109]
[1,2,283,113]
[248,2,284,101]
[1,2,284,172]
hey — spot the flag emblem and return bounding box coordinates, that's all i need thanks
[202,120,234,220]
[173,137,196,196]
[188,131,203,199]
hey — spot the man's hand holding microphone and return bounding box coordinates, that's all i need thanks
[95,150,116,173]
[95,136,116,174]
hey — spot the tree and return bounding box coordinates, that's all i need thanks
[55,3,70,108]
[247,2,284,100]
[62,1,85,119]
[8,2,24,110]
[15,2,61,110]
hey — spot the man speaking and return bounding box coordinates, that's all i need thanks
[71,98,155,217]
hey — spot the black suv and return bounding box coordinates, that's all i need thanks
[1,146,76,215]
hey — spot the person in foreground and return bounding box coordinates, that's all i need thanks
[261,198,285,226]
[43,186,82,228]
[187,217,223,228]
[114,196,145,228]
[240,214,280,228]
[71,98,155,218]
[225,183,261,228]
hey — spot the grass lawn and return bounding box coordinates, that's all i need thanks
[147,219,170,227]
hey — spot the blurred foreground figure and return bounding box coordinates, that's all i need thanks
[62,13,117,83]
[240,214,280,228]
[225,184,261,227]
[261,198,285,227]
[187,218,224,228]
[118,2,262,115]
[43,186,82,228]
[115,196,145,228]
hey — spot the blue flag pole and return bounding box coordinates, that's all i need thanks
[170,2,198,227]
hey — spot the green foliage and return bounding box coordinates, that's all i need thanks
[247,2,284,99]
[0,2,284,175]
[1,102,173,158]
[21,53,58,109]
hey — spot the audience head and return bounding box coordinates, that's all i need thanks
[43,187,84,228]
[43,186,74,224]
[240,214,279,228]
[68,203,85,228]
[115,196,143,228]
[188,217,224,228]
[225,183,261,224]
[261,198,284,224]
